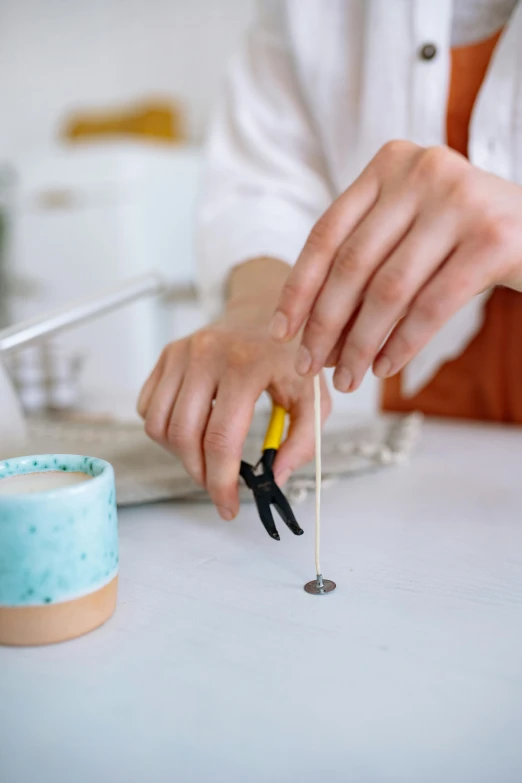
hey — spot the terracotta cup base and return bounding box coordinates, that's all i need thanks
[0,576,118,646]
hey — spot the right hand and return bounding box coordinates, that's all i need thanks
[137,262,331,522]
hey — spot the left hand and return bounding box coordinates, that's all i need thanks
[270,140,522,391]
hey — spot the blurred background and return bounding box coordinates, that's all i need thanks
[0,0,377,424]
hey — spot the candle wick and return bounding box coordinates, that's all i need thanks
[314,374,322,577]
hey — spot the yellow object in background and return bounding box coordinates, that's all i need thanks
[262,404,286,452]
[62,99,185,144]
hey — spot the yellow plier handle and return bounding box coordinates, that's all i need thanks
[239,401,303,539]
[262,403,286,452]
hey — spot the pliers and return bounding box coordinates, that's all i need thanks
[240,403,304,540]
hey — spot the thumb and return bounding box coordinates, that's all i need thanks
[273,375,331,486]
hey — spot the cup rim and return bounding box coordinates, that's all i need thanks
[0,454,113,501]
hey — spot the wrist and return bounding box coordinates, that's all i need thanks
[224,257,291,323]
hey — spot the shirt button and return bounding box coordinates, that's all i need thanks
[419,42,437,61]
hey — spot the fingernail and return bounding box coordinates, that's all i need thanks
[295,345,312,375]
[217,506,234,521]
[276,468,292,487]
[270,311,288,341]
[334,366,352,392]
[373,356,392,378]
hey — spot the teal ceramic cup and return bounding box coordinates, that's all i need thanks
[0,454,118,645]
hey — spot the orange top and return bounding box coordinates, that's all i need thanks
[382,30,522,423]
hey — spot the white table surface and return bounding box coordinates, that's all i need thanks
[1,420,522,783]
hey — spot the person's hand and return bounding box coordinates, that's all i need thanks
[270,141,522,391]
[138,258,331,521]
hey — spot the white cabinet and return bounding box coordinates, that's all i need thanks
[9,143,203,417]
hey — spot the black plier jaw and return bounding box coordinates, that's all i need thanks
[240,448,304,540]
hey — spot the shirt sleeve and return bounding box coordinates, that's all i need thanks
[196,0,333,319]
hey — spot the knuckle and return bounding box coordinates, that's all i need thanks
[379,139,412,161]
[334,242,365,278]
[415,292,445,323]
[204,428,234,458]
[166,419,193,451]
[144,417,166,444]
[392,328,417,358]
[226,339,255,372]
[281,277,304,300]
[376,140,417,176]
[190,329,218,361]
[345,339,373,365]
[280,277,309,309]
[306,216,337,253]
[414,145,451,180]
[305,307,338,338]
[164,339,189,367]
[479,214,517,248]
[370,268,406,305]
[447,175,476,208]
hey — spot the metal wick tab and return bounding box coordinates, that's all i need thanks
[304,573,336,595]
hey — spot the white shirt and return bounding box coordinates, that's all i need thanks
[451,0,518,46]
[197,0,522,396]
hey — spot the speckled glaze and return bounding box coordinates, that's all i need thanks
[0,455,118,608]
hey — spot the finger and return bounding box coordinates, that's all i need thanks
[333,211,459,391]
[324,306,362,367]
[325,325,349,368]
[204,374,261,520]
[166,361,217,487]
[372,242,490,378]
[137,349,166,418]
[297,189,418,376]
[143,350,186,446]
[270,167,380,344]
[274,375,331,486]
[270,140,420,346]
